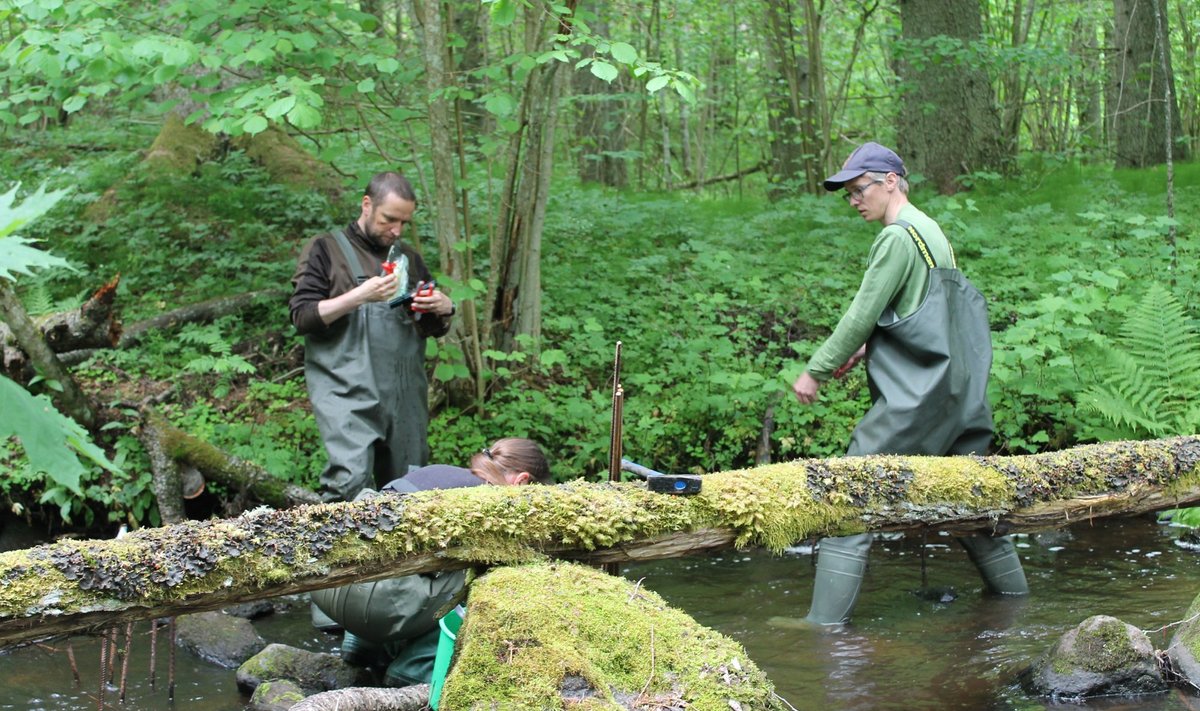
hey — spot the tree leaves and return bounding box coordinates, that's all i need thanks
[589,60,618,82]
[0,184,72,280]
[0,377,116,497]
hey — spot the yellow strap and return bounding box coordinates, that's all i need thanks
[895,220,957,270]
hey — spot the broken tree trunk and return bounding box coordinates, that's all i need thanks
[0,279,95,427]
[1,436,1198,648]
[0,275,122,363]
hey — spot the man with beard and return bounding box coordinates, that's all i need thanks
[290,171,455,503]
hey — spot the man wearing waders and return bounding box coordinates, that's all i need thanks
[290,172,454,504]
[791,143,1028,625]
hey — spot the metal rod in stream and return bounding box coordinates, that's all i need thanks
[608,341,623,483]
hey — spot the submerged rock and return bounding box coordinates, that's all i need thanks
[175,610,266,668]
[1022,614,1166,700]
[224,600,276,620]
[237,643,374,695]
[439,562,783,710]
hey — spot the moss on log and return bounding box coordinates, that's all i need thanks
[1,436,1199,648]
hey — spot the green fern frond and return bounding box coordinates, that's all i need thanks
[23,283,54,316]
[1080,283,1200,439]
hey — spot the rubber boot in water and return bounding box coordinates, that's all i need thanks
[805,533,873,624]
[959,535,1029,595]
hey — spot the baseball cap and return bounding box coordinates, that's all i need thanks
[823,142,907,191]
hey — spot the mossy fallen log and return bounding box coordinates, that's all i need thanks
[1,436,1198,648]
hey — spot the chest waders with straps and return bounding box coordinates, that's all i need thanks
[312,476,470,686]
[305,229,431,503]
[805,221,1027,625]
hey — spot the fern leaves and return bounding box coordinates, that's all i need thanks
[1082,283,1200,438]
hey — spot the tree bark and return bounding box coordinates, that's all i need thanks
[142,407,320,516]
[897,0,1010,193]
[760,0,821,197]
[2,276,121,379]
[0,280,94,428]
[1108,0,1188,167]
[488,3,575,351]
[1,436,1198,648]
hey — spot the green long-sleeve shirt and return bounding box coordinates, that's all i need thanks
[804,204,955,381]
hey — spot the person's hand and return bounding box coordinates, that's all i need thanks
[356,273,398,304]
[792,372,820,405]
[832,344,867,379]
[412,288,454,316]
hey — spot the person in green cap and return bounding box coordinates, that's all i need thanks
[792,142,1028,625]
[312,437,552,687]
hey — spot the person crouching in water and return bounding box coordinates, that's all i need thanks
[311,437,551,685]
[791,142,1028,625]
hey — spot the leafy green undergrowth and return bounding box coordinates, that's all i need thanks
[3,122,1197,531]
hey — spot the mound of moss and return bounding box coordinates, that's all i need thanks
[440,562,782,710]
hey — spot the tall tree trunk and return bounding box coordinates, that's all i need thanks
[1072,14,1105,150]
[761,0,820,197]
[998,0,1036,156]
[1108,0,1188,166]
[488,3,575,351]
[413,0,488,406]
[897,0,1009,193]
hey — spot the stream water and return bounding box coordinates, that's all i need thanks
[2,515,1199,710]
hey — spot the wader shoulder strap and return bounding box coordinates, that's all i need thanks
[892,219,958,270]
[330,229,369,284]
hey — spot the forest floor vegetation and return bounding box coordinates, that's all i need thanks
[1,120,1197,536]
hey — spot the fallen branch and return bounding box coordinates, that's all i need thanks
[151,410,320,509]
[117,288,285,347]
[676,161,766,190]
[1,436,1198,648]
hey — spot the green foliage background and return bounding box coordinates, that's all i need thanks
[0,120,1197,531]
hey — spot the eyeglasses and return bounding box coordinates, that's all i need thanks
[843,179,884,203]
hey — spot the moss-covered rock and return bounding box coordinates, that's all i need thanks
[1166,590,1200,690]
[236,643,373,695]
[439,562,782,710]
[248,678,307,711]
[1022,615,1166,700]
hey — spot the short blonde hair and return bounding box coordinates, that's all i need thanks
[866,170,909,195]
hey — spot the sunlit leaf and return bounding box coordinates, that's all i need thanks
[590,60,618,82]
[609,42,637,64]
[264,95,296,119]
[243,114,269,134]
